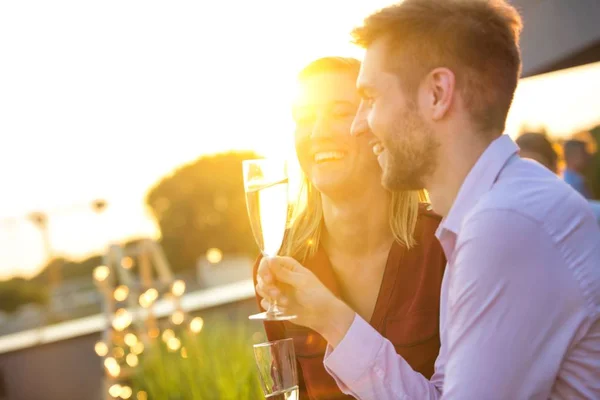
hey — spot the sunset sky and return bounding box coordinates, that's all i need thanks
[1,0,599,279]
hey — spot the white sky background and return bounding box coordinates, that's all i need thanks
[1,0,599,279]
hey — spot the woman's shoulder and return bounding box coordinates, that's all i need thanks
[417,202,442,222]
[415,203,442,236]
[407,203,446,265]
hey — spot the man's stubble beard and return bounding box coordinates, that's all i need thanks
[381,107,439,191]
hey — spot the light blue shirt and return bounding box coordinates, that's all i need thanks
[589,200,600,224]
[563,168,591,199]
[324,135,600,399]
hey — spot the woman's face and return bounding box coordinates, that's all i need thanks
[293,70,382,198]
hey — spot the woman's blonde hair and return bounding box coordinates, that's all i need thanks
[282,56,427,261]
[282,176,427,261]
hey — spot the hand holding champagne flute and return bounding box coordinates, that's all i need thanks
[255,256,356,348]
[243,158,296,321]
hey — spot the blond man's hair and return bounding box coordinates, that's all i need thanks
[352,0,523,134]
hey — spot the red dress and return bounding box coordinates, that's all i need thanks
[252,205,446,399]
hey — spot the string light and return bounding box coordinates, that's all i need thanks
[171,310,185,325]
[145,288,158,302]
[114,285,129,302]
[132,342,145,355]
[190,317,204,333]
[206,248,223,264]
[139,288,158,308]
[95,341,108,357]
[108,384,122,398]
[112,309,132,331]
[162,329,175,342]
[93,255,213,399]
[120,386,133,399]
[104,357,121,377]
[126,353,139,367]
[113,347,125,359]
[167,337,181,351]
[124,333,138,347]
[148,328,159,339]
[93,265,110,282]
[121,256,134,269]
[171,280,186,297]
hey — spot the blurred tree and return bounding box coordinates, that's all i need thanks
[30,256,101,285]
[0,278,48,314]
[28,238,145,285]
[146,151,261,272]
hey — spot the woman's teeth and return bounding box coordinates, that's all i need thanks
[314,151,345,162]
[372,143,384,156]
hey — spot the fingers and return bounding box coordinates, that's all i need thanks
[255,275,268,299]
[260,297,289,312]
[256,256,279,300]
[257,256,273,284]
[260,298,269,311]
[268,257,306,287]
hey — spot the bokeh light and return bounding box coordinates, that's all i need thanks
[206,248,223,264]
[190,317,204,333]
[95,341,108,357]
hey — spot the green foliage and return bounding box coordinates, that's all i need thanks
[146,151,262,272]
[133,317,263,400]
[29,256,102,285]
[29,239,144,286]
[0,278,48,313]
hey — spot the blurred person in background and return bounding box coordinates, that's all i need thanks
[515,132,558,173]
[253,56,446,400]
[516,133,600,224]
[563,139,593,198]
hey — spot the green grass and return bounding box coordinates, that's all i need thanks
[132,317,264,400]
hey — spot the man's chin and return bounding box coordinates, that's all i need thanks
[382,168,422,191]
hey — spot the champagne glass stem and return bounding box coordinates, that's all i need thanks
[266,298,282,315]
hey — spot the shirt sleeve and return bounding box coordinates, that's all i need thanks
[323,314,444,399]
[442,209,583,399]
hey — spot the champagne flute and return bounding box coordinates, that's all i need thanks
[243,158,296,321]
[254,338,298,399]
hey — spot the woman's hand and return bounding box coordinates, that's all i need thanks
[255,256,356,347]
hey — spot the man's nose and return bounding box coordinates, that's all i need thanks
[351,102,369,137]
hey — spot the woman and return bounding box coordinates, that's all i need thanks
[253,57,446,399]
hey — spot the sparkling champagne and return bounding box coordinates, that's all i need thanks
[245,178,289,256]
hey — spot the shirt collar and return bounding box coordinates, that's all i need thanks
[436,134,519,239]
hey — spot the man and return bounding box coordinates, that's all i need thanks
[256,0,600,398]
[563,139,593,198]
[516,132,559,173]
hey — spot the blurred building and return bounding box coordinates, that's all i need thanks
[513,0,600,77]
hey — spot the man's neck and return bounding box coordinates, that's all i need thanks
[426,131,496,217]
[320,183,394,258]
